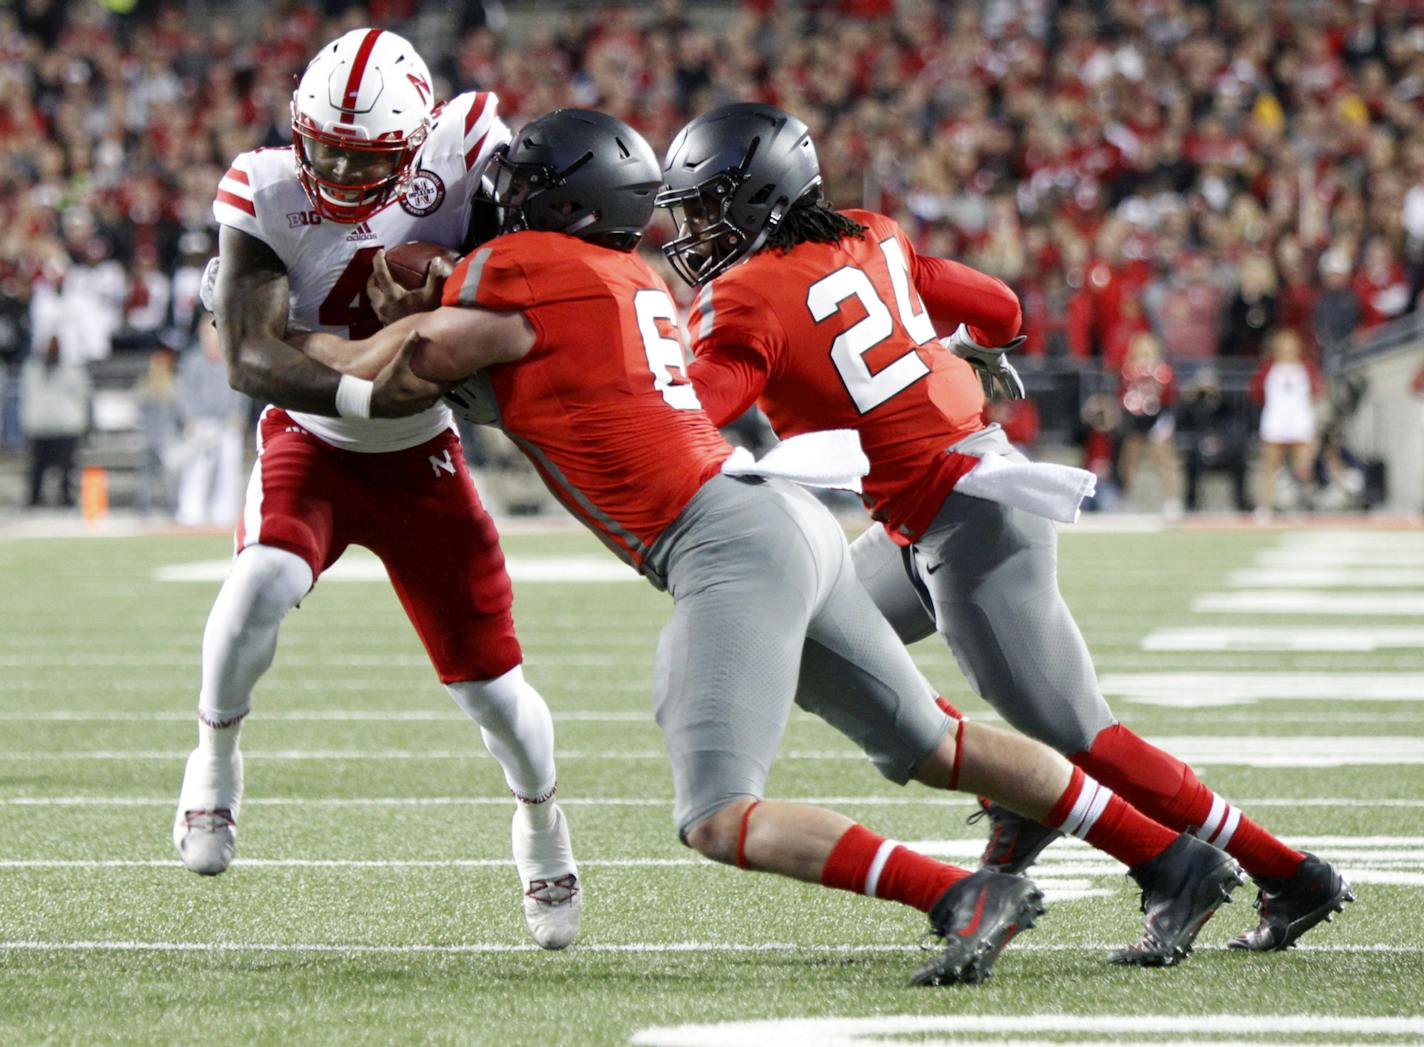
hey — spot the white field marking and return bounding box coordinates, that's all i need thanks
[0,680,655,695]
[0,859,704,869]
[631,1013,1424,1047]
[32,707,1423,728]
[6,736,1419,766]
[1193,591,1424,615]
[1099,672,1424,707]
[0,652,633,668]
[1257,548,1424,568]
[1141,626,1424,651]
[153,554,639,584]
[1279,530,1424,548]
[6,796,1424,809]
[0,709,653,723]
[0,942,1417,957]
[1229,567,1424,588]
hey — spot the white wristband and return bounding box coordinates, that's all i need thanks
[334,374,374,419]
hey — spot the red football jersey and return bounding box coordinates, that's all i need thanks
[442,232,732,570]
[688,210,992,542]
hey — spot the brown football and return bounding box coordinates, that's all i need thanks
[383,240,461,291]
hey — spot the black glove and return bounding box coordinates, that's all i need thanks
[943,323,1027,400]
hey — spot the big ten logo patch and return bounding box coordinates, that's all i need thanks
[287,210,323,228]
[401,170,446,217]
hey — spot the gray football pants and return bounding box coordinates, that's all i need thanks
[644,474,952,839]
[849,429,1116,755]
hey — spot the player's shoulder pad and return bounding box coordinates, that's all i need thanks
[442,232,541,311]
[214,149,268,230]
[427,90,510,174]
[842,207,902,240]
[688,270,777,349]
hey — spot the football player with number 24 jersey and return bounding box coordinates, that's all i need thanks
[661,103,1350,959]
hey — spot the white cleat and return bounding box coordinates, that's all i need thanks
[512,802,582,950]
[173,746,243,876]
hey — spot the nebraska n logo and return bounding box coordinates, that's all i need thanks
[429,450,456,477]
[407,73,431,104]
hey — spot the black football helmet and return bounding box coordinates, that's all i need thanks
[656,103,821,286]
[485,109,661,251]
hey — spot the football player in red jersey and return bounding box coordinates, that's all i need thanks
[309,109,1277,980]
[658,103,1352,956]
[177,29,582,950]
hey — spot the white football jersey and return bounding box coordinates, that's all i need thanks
[213,91,510,452]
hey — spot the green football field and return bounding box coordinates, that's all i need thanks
[1,523,1421,1045]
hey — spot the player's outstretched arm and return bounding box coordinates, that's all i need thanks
[306,305,535,387]
[214,225,443,418]
[913,254,1022,347]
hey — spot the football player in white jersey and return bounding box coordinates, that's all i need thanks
[174,28,582,950]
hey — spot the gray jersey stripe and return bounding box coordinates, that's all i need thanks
[694,286,715,341]
[456,248,494,306]
[506,434,651,568]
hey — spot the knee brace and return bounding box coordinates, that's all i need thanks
[198,544,312,720]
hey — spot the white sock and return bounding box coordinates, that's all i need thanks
[446,665,557,802]
[197,716,244,758]
[520,797,558,830]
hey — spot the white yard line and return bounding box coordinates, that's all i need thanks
[0,653,634,668]
[1099,672,1424,706]
[1141,626,1424,651]
[5,795,1424,808]
[1193,591,1424,615]
[0,709,654,722]
[4,736,1418,766]
[1228,567,1424,588]
[632,1012,1424,1047]
[154,555,640,584]
[0,940,1416,955]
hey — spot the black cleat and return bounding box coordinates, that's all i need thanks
[910,869,1045,986]
[1109,833,1244,967]
[1227,852,1354,952]
[969,797,1063,875]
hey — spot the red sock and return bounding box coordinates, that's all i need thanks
[1044,766,1175,868]
[820,824,969,913]
[1073,725,1305,879]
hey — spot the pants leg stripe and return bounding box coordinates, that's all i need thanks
[1062,775,1104,838]
[864,839,899,898]
[1208,804,1241,849]
[1195,794,1227,842]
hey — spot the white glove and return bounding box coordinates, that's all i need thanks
[199,256,221,314]
[942,323,1027,400]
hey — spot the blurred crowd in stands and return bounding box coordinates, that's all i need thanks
[2,0,1422,517]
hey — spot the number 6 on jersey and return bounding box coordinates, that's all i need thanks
[634,288,702,411]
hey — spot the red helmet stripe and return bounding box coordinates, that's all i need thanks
[340,29,383,112]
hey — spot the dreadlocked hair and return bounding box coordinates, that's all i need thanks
[760,193,868,253]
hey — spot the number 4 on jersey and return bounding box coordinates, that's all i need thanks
[318,246,382,339]
[810,237,938,414]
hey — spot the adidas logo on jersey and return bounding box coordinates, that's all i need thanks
[346,221,377,242]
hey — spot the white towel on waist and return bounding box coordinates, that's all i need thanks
[955,451,1098,524]
[721,429,869,493]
